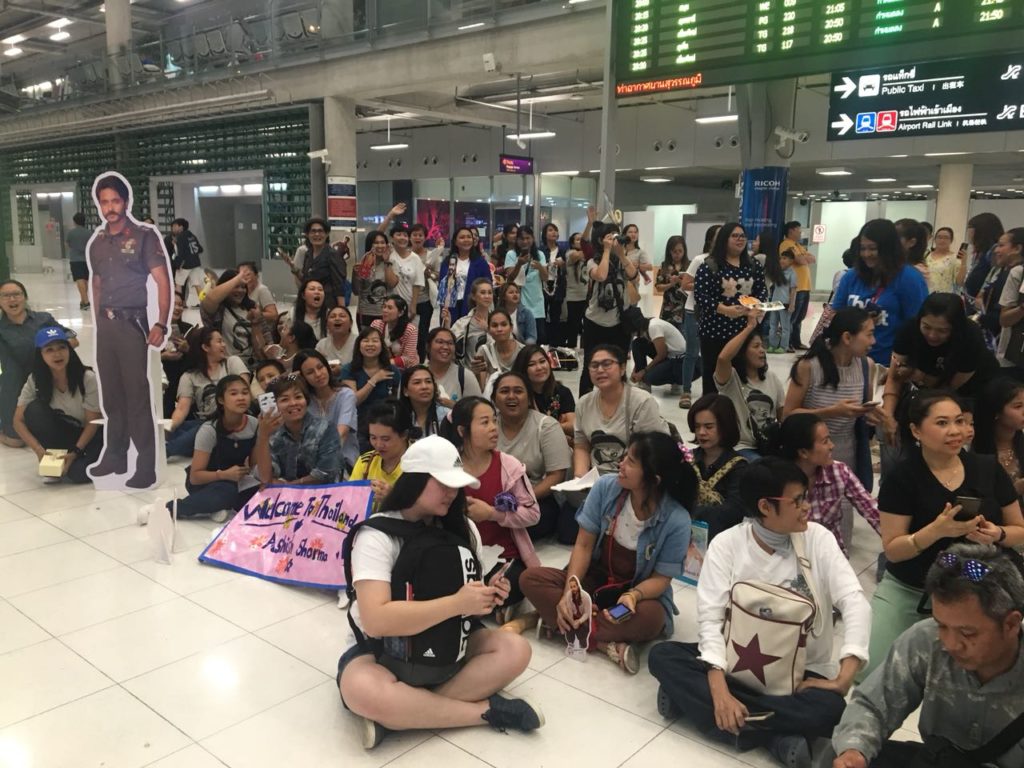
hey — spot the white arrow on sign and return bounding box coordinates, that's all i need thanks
[831,113,854,136]
[833,76,856,99]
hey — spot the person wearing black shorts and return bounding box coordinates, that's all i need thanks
[66,213,92,310]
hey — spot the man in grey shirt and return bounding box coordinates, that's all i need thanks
[830,542,1024,768]
[66,212,92,310]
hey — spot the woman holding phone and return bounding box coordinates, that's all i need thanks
[860,390,1024,681]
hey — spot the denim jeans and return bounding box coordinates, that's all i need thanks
[681,311,701,392]
[769,309,792,350]
[168,479,258,519]
[631,337,683,386]
[791,290,811,347]
[166,419,203,458]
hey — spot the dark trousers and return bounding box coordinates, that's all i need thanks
[791,290,810,348]
[648,642,846,750]
[93,313,157,477]
[564,300,587,349]
[168,478,258,519]
[0,371,26,438]
[579,317,631,396]
[527,494,578,544]
[535,317,547,346]
[166,419,202,458]
[699,336,728,395]
[631,338,683,386]
[416,301,433,361]
[546,298,563,346]
[23,400,102,484]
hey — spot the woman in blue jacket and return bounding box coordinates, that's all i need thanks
[439,227,493,326]
[831,219,929,366]
[520,432,694,675]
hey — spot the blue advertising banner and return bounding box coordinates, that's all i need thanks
[739,166,789,244]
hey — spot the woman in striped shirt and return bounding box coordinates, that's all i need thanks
[773,413,880,555]
[372,295,419,369]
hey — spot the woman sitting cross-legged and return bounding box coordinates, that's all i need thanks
[294,350,360,478]
[13,326,102,484]
[688,393,749,541]
[350,401,412,513]
[396,364,450,439]
[493,371,572,544]
[648,457,871,768]
[338,435,543,750]
[165,375,260,522]
[520,433,694,674]
[441,396,542,632]
[512,344,576,443]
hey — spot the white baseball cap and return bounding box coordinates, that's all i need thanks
[401,435,480,489]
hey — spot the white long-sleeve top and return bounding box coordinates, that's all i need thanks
[696,520,871,678]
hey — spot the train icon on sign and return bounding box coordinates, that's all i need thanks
[853,111,899,135]
[856,113,876,133]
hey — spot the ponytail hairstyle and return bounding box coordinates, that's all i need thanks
[440,395,495,453]
[791,306,872,390]
[627,432,697,511]
[770,413,824,462]
[901,388,963,450]
[210,374,251,435]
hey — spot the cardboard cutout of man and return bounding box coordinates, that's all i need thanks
[86,171,172,489]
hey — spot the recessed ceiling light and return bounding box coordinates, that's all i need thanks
[695,115,738,124]
[198,185,219,194]
[867,177,896,183]
[220,185,242,194]
[49,31,70,41]
[641,176,673,183]
[507,131,556,140]
[816,167,852,176]
[907,184,933,189]
[2,35,25,44]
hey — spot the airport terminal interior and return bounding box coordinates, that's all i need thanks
[0,1,1020,767]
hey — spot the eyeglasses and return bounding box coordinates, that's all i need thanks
[588,359,618,371]
[729,233,748,240]
[936,552,992,583]
[768,492,810,508]
[0,292,24,299]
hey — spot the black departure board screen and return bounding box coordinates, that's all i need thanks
[615,1,1024,96]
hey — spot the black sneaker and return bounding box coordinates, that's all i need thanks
[656,685,678,719]
[360,717,390,749]
[482,694,545,733]
[768,734,811,768]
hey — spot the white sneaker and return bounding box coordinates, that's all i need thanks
[337,591,350,610]
[137,504,153,526]
[210,509,232,524]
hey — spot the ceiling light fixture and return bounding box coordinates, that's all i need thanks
[2,35,25,44]
[907,184,934,189]
[370,117,409,151]
[4,46,22,56]
[243,184,263,194]
[695,114,738,124]
[220,185,242,194]
[458,22,485,30]
[867,177,896,182]
[641,176,673,183]
[49,31,70,41]
[507,130,557,140]
[924,151,968,157]
[816,167,853,176]
[46,18,71,28]
[540,170,580,176]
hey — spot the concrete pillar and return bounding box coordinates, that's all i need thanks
[934,163,973,245]
[105,0,132,87]
[308,102,326,218]
[737,79,797,170]
[596,0,617,216]
[323,95,358,269]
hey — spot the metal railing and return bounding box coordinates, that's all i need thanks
[15,0,596,106]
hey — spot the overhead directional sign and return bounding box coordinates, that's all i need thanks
[827,53,1024,142]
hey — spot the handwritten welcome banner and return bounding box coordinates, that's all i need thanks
[199,481,374,590]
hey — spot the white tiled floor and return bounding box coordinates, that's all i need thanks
[0,267,906,767]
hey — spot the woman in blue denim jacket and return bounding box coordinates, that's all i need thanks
[520,432,694,674]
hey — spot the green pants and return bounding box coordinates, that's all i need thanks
[858,572,928,683]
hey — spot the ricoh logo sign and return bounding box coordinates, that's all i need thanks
[752,179,783,189]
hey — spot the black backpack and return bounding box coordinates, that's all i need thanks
[342,516,482,687]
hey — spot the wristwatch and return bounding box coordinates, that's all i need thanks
[68,446,83,455]
[153,322,168,333]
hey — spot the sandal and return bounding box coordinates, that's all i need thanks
[678,393,692,409]
[604,641,640,675]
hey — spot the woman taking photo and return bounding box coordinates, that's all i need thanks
[294,279,329,341]
[253,376,342,485]
[655,235,689,340]
[694,222,767,396]
[773,413,880,555]
[473,309,523,391]
[513,345,576,441]
[167,327,250,458]
[371,295,419,369]
[294,350,360,477]
[861,390,1024,681]
[503,226,549,344]
[0,280,73,447]
[497,282,536,345]
[439,227,492,326]
[342,327,400,454]
[450,278,493,367]
[520,432,694,674]
[563,232,589,349]
[573,344,667,477]
[351,402,412,510]
[443,396,541,629]
[14,326,100,483]
[926,226,958,293]
[199,270,266,364]
[339,435,541,750]
[786,307,883,492]
[355,230,399,330]
[493,371,572,543]
[425,327,482,405]
[167,375,260,521]
[831,218,929,365]
[974,377,1024,496]
[316,306,356,368]
[687,393,748,540]
[397,365,450,438]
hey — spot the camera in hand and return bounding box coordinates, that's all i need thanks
[615,234,631,246]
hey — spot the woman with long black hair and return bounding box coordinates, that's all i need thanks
[958,211,1005,298]
[503,225,549,344]
[397,364,450,438]
[540,222,567,346]
[974,377,1024,499]
[339,435,542,750]
[512,344,576,441]
[293,278,330,340]
[294,349,360,476]
[354,230,399,330]
[342,327,401,453]
[563,232,589,349]
[13,326,100,483]
[371,295,419,369]
[439,227,493,326]
[693,222,767,396]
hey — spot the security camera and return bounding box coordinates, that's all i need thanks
[516,139,527,151]
[483,53,499,73]
[307,149,329,160]
[773,126,810,148]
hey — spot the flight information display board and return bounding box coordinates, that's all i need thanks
[616,0,1024,96]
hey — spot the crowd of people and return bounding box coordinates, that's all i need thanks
[3,206,1024,768]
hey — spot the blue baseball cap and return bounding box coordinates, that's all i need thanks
[34,326,74,348]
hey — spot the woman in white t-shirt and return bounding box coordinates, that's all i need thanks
[167,327,251,458]
[712,311,785,458]
[339,435,543,750]
[425,327,482,406]
[13,326,101,484]
[315,306,356,370]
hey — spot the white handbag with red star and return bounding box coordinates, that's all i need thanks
[722,534,824,696]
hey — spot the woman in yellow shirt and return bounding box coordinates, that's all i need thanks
[349,401,411,511]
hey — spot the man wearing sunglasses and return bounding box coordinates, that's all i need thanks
[831,543,1024,767]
